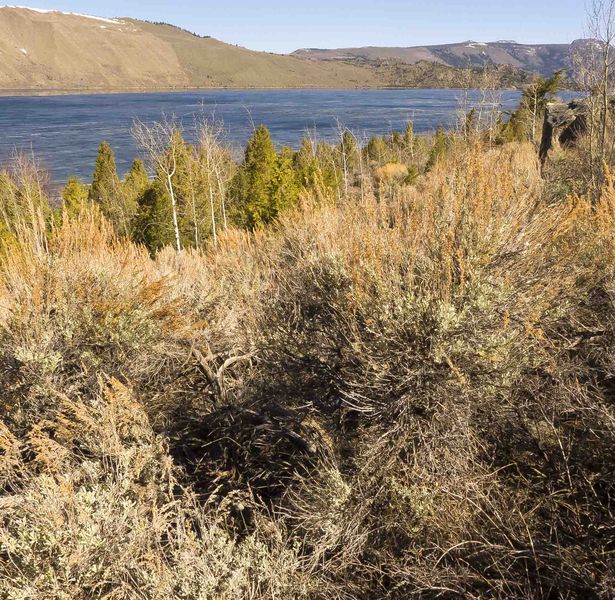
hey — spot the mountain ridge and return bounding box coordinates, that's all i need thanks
[292,40,587,76]
[0,6,577,92]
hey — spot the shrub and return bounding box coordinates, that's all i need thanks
[0,140,613,599]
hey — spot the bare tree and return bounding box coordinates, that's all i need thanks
[590,0,615,159]
[573,0,615,190]
[132,117,183,252]
[334,120,351,196]
[197,118,234,245]
[0,152,49,255]
[456,67,503,144]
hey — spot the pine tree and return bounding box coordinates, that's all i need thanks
[176,138,213,248]
[294,137,341,199]
[61,176,89,218]
[268,147,301,218]
[295,137,319,189]
[404,164,420,186]
[89,142,119,204]
[123,159,150,200]
[316,142,344,195]
[523,70,564,142]
[231,124,278,229]
[133,132,193,251]
[402,121,417,166]
[366,135,388,164]
[498,70,564,144]
[133,179,170,252]
[88,142,133,236]
[133,127,235,252]
[426,128,448,171]
[0,157,51,249]
[403,122,415,149]
[338,130,360,194]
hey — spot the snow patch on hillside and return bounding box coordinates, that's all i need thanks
[2,5,123,24]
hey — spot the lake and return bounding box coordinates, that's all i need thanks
[0,88,524,183]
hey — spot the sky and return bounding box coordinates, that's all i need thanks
[8,1,588,53]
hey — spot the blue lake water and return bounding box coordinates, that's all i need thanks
[0,88,526,183]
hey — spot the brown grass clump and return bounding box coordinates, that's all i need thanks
[373,162,409,183]
[0,141,613,599]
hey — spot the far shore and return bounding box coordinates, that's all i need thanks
[0,84,528,98]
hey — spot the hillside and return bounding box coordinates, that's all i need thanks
[0,6,383,90]
[0,7,545,92]
[368,59,533,88]
[293,40,588,76]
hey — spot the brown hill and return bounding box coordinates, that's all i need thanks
[293,40,582,77]
[0,7,537,92]
[0,6,382,91]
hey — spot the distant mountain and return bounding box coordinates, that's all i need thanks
[293,40,589,77]
[0,7,560,93]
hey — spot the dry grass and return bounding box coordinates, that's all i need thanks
[0,141,613,599]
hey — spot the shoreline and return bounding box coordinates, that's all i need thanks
[0,84,527,98]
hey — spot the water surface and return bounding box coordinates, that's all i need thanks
[0,89,524,183]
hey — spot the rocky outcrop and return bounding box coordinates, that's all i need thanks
[539,100,589,164]
[539,96,615,164]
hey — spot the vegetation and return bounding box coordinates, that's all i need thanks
[1,10,615,590]
[0,105,613,599]
[498,70,565,144]
[367,59,536,89]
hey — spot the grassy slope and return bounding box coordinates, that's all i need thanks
[0,8,532,92]
[135,21,383,88]
[0,9,189,89]
[0,8,383,90]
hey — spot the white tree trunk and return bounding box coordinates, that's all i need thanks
[167,174,182,252]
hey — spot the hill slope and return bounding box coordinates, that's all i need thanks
[293,40,587,76]
[0,7,553,92]
[0,6,383,90]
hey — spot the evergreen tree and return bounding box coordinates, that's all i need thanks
[523,70,564,141]
[61,176,89,218]
[133,179,169,252]
[366,135,388,164]
[404,164,420,186]
[268,147,302,217]
[120,160,150,238]
[123,159,150,200]
[231,124,278,229]
[88,142,133,236]
[177,139,214,248]
[315,142,343,193]
[498,70,564,144]
[133,128,234,253]
[89,142,119,204]
[462,108,478,140]
[133,133,193,251]
[497,109,530,144]
[0,159,52,246]
[403,122,415,149]
[426,128,448,171]
[339,130,360,171]
[294,137,342,199]
[295,137,319,189]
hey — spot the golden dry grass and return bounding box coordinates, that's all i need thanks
[0,141,613,599]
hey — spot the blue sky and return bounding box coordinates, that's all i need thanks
[13,1,587,53]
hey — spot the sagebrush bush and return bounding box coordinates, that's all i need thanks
[0,141,613,599]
